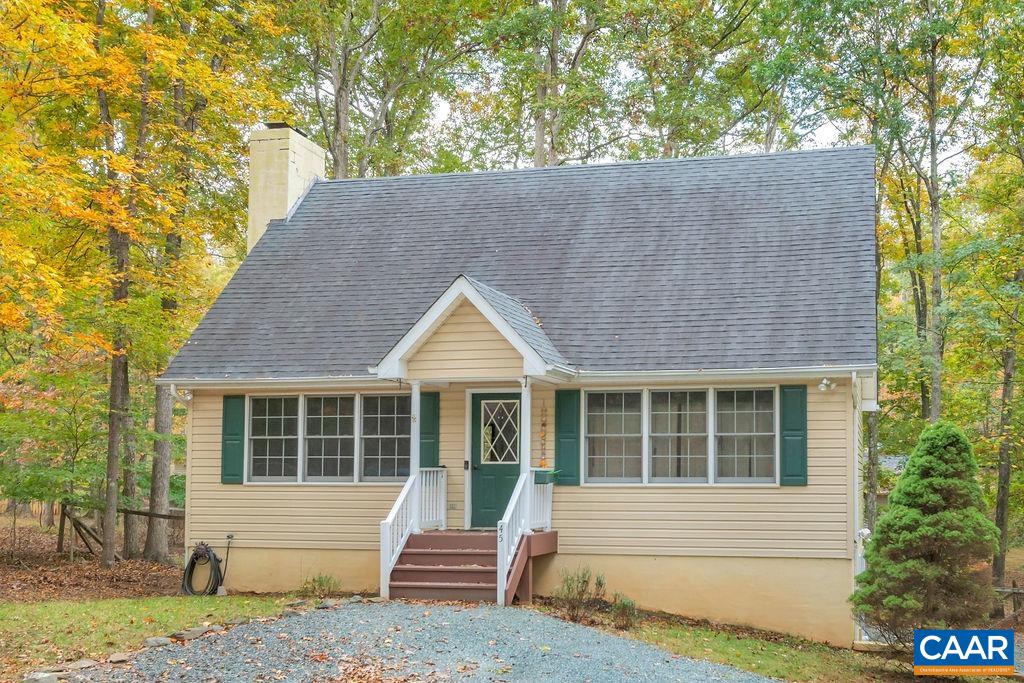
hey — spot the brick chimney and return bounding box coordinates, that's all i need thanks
[247,122,327,253]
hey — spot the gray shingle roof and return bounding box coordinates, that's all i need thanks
[163,146,877,381]
[462,276,569,368]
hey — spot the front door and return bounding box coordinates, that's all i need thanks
[470,392,521,528]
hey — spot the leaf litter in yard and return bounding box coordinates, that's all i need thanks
[0,516,180,602]
[325,652,448,683]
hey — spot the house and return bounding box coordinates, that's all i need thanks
[159,123,879,646]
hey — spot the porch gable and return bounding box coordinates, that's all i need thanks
[374,275,570,381]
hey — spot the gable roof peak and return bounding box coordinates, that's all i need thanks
[373,275,571,380]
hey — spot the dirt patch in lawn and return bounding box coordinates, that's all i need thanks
[0,513,181,602]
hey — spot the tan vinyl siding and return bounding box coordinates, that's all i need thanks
[438,388,467,526]
[406,300,523,380]
[186,390,400,552]
[186,380,851,560]
[543,381,853,559]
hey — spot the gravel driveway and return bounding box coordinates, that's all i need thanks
[80,602,776,682]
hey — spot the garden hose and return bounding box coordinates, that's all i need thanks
[181,542,223,596]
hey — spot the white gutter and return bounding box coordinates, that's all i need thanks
[574,364,877,383]
[160,364,877,389]
[155,375,395,390]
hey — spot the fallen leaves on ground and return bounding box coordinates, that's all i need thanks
[327,653,448,682]
[0,514,181,602]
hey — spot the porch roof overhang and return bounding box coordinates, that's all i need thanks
[370,275,575,382]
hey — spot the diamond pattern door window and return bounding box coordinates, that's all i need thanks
[481,400,520,463]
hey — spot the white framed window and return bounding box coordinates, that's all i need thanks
[650,390,709,482]
[579,385,780,486]
[714,388,776,483]
[361,394,412,480]
[304,395,356,481]
[248,396,300,481]
[585,391,643,482]
[244,391,412,484]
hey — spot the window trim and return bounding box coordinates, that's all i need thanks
[303,394,358,483]
[360,393,413,482]
[582,389,645,483]
[712,387,779,485]
[245,395,302,483]
[579,385,782,487]
[242,390,410,486]
[648,388,711,484]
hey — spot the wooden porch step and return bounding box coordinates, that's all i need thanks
[398,548,497,567]
[391,564,496,583]
[404,531,497,551]
[389,580,497,602]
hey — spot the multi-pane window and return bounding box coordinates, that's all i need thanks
[481,400,520,463]
[361,395,411,480]
[586,392,642,481]
[305,396,355,480]
[715,389,775,481]
[650,390,709,482]
[249,397,299,480]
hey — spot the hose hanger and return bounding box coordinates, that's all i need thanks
[182,540,229,596]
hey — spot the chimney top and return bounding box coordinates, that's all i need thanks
[263,121,313,140]
[247,123,327,253]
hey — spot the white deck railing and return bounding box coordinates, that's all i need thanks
[419,467,447,530]
[530,470,553,531]
[496,469,554,605]
[379,467,448,599]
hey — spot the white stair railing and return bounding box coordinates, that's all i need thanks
[496,472,531,606]
[530,469,553,531]
[380,474,418,600]
[379,468,449,599]
[419,467,447,530]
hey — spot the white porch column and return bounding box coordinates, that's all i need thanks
[410,380,422,533]
[520,377,533,531]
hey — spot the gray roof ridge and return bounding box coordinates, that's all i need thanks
[311,145,876,186]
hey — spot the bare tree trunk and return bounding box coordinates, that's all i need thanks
[9,506,16,561]
[145,384,174,562]
[864,411,880,530]
[925,0,943,422]
[41,502,54,528]
[532,0,548,168]
[328,19,349,179]
[120,2,154,562]
[991,269,1023,615]
[864,112,884,530]
[122,415,142,558]
[546,0,563,167]
[96,0,127,569]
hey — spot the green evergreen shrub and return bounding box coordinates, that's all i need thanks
[851,421,998,644]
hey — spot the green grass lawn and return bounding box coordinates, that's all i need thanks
[633,619,908,682]
[0,594,287,677]
[532,598,1010,683]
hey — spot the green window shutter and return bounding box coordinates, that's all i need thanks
[419,392,440,468]
[221,395,245,484]
[554,389,581,486]
[780,385,808,486]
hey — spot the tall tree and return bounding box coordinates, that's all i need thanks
[95,0,129,568]
[877,0,992,421]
